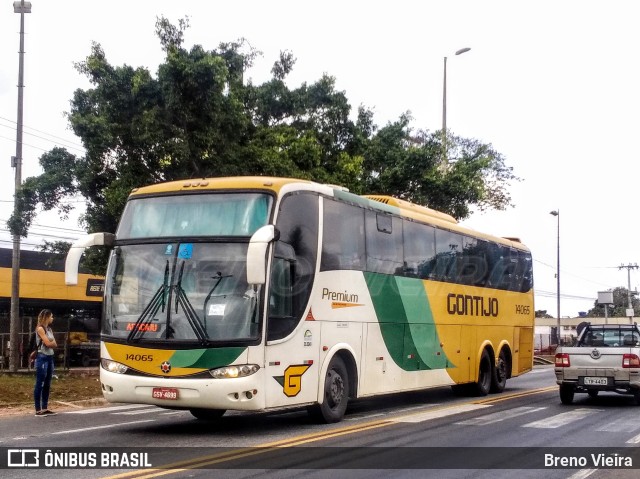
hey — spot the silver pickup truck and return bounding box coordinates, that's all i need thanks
[554,323,640,405]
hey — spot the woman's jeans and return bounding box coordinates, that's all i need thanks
[34,353,54,411]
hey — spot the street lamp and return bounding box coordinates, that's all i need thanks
[442,47,471,164]
[550,210,560,345]
[9,0,31,372]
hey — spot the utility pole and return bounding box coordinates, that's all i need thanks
[619,263,638,324]
[550,210,560,343]
[441,47,471,166]
[9,0,31,372]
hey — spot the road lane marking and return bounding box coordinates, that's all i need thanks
[113,408,163,416]
[596,415,640,433]
[626,432,640,444]
[522,409,601,429]
[51,419,155,435]
[568,469,597,479]
[455,406,547,425]
[65,404,153,414]
[391,403,491,423]
[344,412,386,421]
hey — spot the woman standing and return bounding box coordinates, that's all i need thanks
[33,309,57,416]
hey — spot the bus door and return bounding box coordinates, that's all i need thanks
[263,250,320,409]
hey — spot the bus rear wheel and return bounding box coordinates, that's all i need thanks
[308,356,349,423]
[189,408,226,421]
[473,350,492,396]
[490,350,508,393]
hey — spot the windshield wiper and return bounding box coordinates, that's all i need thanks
[202,272,233,328]
[127,260,170,343]
[174,261,209,343]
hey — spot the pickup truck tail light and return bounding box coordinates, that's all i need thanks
[555,353,570,367]
[622,354,640,368]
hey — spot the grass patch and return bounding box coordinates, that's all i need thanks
[0,372,102,407]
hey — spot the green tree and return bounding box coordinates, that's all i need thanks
[361,115,518,219]
[586,287,640,317]
[9,17,518,273]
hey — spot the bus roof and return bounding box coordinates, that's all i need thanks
[128,176,529,252]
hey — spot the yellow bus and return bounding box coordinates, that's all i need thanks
[65,176,534,423]
[0,247,103,367]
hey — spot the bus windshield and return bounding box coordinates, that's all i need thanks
[103,242,260,344]
[117,193,272,239]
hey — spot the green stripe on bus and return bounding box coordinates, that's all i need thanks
[365,273,452,371]
[169,347,246,369]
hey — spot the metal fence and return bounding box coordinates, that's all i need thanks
[534,333,575,356]
[0,329,99,371]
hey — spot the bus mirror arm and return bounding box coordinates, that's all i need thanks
[246,225,278,285]
[65,232,116,286]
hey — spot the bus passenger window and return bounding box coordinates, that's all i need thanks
[321,199,365,271]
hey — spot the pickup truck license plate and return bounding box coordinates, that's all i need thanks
[583,377,608,386]
[152,387,179,400]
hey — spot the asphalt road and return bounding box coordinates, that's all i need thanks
[2,365,640,479]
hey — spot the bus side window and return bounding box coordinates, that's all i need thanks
[321,199,365,271]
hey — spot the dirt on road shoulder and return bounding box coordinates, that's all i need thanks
[0,369,105,417]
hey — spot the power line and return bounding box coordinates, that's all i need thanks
[535,289,596,301]
[0,116,86,152]
[0,220,84,234]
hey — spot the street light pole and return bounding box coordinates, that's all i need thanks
[550,210,560,344]
[442,47,471,164]
[9,0,32,372]
[619,263,638,324]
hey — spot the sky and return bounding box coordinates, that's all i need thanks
[1,0,639,318]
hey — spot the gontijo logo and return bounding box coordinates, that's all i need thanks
[321,288,364,309]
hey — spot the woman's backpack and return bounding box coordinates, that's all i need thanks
[28,332,42,367]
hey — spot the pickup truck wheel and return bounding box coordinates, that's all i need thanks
[490,350,508,393]
[559,384,574,405]
[634,389,640,406]
[587,390,599,399]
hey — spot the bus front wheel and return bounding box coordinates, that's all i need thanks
[308,356,349,423]
[189,408,226,421]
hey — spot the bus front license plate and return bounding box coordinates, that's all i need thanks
[583,377,608,386]
[152,387,179,400]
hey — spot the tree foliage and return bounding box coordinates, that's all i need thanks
[9,17,519,274]
[585,287,640,317]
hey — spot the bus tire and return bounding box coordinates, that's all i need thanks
[473,350,492,396]
[559,384,574,405]
[189,408,226,421]
[490,349,508,393]
[81,354,91,367]
[309,356,349,423]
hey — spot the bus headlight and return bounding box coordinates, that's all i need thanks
[209,364,260,379]
[101,359,128,374]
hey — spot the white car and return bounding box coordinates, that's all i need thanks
[554,323,640,405]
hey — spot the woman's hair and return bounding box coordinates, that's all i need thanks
[36,309,53,328]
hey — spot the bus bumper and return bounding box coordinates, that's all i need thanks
[99,368,266,411]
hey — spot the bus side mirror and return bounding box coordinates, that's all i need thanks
[65,232,116,285]
[247,225,278,285]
